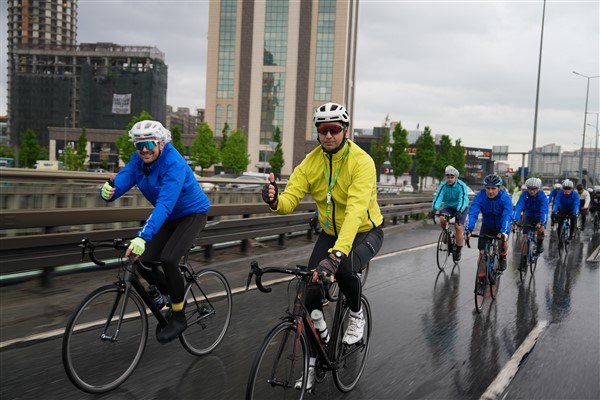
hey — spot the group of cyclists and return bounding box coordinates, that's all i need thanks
[432,167,595,272]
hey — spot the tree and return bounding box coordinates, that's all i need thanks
[414,126,436,192]
[450,138,466,175]
[389,121,413,185]
[19,129,42,168]
[0,145,15,159]
[269,127,285,179]
[370,131,389,182]
[116,111,154,164]
[170,125,185,156]
[190,122,220,176]
[431,135,453,180]
[221,128,250,174]
[74,128,88,171]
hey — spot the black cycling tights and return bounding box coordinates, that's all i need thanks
[137,213,207,304]
[305,226,384,313]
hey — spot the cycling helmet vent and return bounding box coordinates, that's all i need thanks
[483,174,502,186]
[562,179,574,189]
[313,102,350,127]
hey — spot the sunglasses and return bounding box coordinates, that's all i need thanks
[446,175,455,178]
[317,123,345,136]
[135,140,158,151]
[564,188,573,191]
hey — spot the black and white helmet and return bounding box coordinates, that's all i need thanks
[562,179,574,189]
[445,165,459,177]
[128,120,171,142]
[313,102,350,127]
[525,177,542,189]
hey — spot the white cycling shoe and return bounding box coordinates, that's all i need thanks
[295,366,315,390]
[342,315,365,345]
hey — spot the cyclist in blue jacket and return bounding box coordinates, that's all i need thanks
[512,177,548,260]
[465,174,513,271]
[431,165,470,261]
[548,183,562,229]
[553,179,580,241]
[100,120,211,343]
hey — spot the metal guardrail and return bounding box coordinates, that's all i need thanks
[0,168,433,286]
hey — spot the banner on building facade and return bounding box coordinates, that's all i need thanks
[112,94,132,114]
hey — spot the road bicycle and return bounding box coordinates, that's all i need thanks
[467,234,501,313]
[245,261,372,399]
[515,223,542,283]
[557,215,573,257]
[432,212,459,270]
[593,210,600,233]
[62,238,232,394]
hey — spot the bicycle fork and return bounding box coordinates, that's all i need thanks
[100,281,132,343]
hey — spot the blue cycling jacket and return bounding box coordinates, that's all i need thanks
[513,191,549,224]
[432,179,469,213]
[553,190,580,215]
[466,188,513,234]
[548,189,560,204]
[103,143,210,242]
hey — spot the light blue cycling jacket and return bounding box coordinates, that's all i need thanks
[432,179,469,213]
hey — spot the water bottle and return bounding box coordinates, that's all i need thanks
[311,310,329,344]
[147,285,165,309]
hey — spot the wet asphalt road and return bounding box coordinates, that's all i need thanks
[1,221,598,400]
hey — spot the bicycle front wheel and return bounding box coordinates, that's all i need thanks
[474,256,486,313]
[436,230,451,271]
[62,284,148,394]
[180,269,232,356]
[246,321,308,400]
[529,240,539,275]
[332,295,372,392]
[489,258,500,300]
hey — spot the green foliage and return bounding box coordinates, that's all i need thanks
[415,127,436,191]
[19,129,42,168]
[74,128,88,171]
[190,122,220,176]
[117,111,154,164]
[450,139,466,174]
[269,127,285,179]
[221,129,250,174]
[170,125,185,155]
[0,145,15,158]
[370,129,389,182]
[390,122,413,184]
[431,135,453,180]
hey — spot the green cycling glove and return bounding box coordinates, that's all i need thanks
[101,181,114,200]
[128,237,146,256]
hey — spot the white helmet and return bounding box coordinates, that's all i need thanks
[445,165,459,177]
[553,183,562,190]
[313,102,350,127]
[525,177,542,189]
[128,120,171,142]
[562,179,574,189]
[521,184,527,190]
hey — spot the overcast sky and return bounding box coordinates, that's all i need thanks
[1,0,599,168]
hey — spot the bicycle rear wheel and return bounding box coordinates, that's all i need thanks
[246,321,308,400]
[332,296,372,392]
[62,284,148,394]
[474,256,486,313]
[436,230,451,271]
[180,269,232,356]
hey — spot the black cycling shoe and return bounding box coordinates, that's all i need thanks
[157,310,187,344]
[536,241,544,255]
[498,257,507,272]
[454,246,462,262]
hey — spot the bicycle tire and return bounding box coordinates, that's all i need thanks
[246,321,308,400]
[62,284,148,394]
[180,269,232,356]
[332,295,372,392]
[519,239,529,283]
[474,256,486,313]
[529,239,539,275]
[489,257,500,300]
[436,229,451,271]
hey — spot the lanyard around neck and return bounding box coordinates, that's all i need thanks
[322,144,349,227]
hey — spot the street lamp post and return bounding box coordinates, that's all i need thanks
[63,116,69,161]
[588,112,600,186]
[573,71,600,185]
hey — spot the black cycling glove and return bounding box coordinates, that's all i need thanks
[261,180,278,205]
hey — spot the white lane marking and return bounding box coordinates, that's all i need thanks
[0,276,292,349]
[586,243,600,262]
[374,243,437,260]
[480,320,549,400]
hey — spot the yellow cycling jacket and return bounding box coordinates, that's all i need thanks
[273,140,383,256]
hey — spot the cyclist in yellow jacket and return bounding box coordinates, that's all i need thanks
[262,102,384,390]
